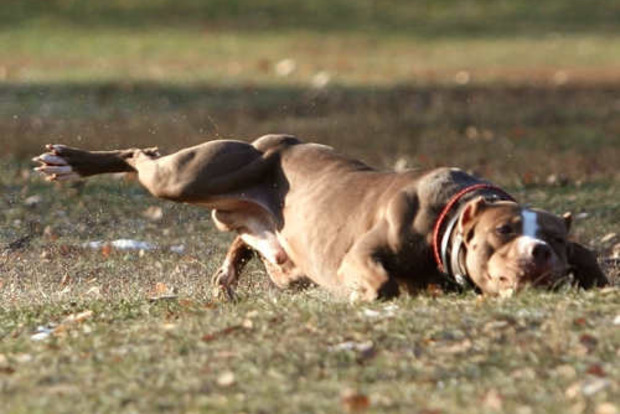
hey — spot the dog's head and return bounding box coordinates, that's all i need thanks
[457,197,608,296]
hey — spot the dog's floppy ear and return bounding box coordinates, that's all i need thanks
[566,241,609,288]
[458,196,487,244]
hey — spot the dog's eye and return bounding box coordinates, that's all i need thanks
[495,224,513,235]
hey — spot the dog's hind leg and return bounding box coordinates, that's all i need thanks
[212,236,255,300]
[33,140,277,206]
[33,144,161,180]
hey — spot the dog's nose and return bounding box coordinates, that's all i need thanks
[531,242,552,264]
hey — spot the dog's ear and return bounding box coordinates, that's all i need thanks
[458,196,487,243]
[566,241,609,288]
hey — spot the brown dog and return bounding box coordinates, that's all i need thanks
[33,135,608,300]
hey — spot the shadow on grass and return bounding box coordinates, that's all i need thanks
[2,0,619,37]
[2,81,619,185]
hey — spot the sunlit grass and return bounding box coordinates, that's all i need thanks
[2,25,620,86]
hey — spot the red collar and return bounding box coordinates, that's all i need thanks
[432,183,515,274]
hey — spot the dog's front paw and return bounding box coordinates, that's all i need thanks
[32,144,81,182]
[211,266,238,302]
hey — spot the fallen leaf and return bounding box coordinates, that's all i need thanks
[245,310,259,319]
[600,233,617,243]
[426,284,444,298]
[360,304,398,319]
[612,243,620,258]
[179,299,196,307]
[85,286,101,297]
[483,320,511,333]
[14,353,32,363]
[586,364,606,377]
[53,324,68,336]
[435,339,472,354]
[579,334,598,353]
[59,273,72,287]
[43,225,59,240]
[341,388,370,413]
[455,70,471,85]
[147,295,178,303]
[511,367,536,380]
[62,310,93,324]
[151,282,172,297]
[24,195,42,207]
[214,351,237,359]
[554,364,577,379]
[573,317,587,327]
[44,384,79,395]
[595,402,618,414]
[329,341,374,353]
[161,323,176,331]
[521,172,535,185]
[101,244,112,258]
[361,309,380,318]
[0,366,15,375]
[311,71,331,89]
[481,389,503,411]
[142,206,163,221]
[216,371,236,387]
[274,58,296,77]
[202,325,243,342]
[565,382,581,399]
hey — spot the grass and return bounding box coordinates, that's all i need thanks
[1,173,619,413]
[3,27,620,86]
[1,289,618,413]
[1,1,620,413]
[1,136,618,414]
[1,1,620,86]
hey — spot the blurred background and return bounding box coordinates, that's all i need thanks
[1,0,619,185]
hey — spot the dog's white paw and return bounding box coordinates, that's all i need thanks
[32,145,81,182]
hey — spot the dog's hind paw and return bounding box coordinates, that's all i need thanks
[32,145,81,182]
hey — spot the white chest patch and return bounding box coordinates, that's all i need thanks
[521,209,539,238]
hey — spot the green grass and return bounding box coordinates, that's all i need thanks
[1,160,619,414]
[4,0,619,35]
[1,0,620,86]
[1,289,618,414]
[1,1,620,412]
[3,27,619,86]
[2,83,619,186]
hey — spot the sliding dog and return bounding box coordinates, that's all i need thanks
[33,135,608,300]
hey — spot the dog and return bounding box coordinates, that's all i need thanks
[33,134,608,300]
